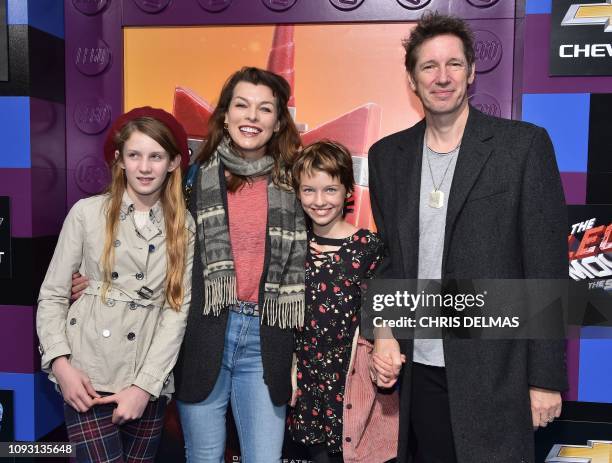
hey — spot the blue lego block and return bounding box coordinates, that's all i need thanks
[578,327,612,404]
[0,97,30,168]
[526,0,551,15]
[522,93,589,173]
[6,0,27,24]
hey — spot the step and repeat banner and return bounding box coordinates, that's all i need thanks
[0,0,595,461]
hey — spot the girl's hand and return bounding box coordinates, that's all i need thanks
[71,272,89,300]
[93,386,151,425]
[52,356,100,412]
[290,388,298,407]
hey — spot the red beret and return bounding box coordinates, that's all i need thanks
[103,106,190,170]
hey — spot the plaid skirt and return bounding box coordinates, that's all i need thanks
[63,397,166,463]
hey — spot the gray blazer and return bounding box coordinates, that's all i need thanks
[368,107,568,463]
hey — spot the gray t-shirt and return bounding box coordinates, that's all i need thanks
[413,139,459,367]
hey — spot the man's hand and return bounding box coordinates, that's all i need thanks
[530,387,562,429]
[371,337,406,388]
[93,386,151,425]
[52,356,100,412]
[71,272,89,300]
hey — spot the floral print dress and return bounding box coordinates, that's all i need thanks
[290,228,383,454]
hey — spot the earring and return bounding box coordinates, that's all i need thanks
[223,122,229,131]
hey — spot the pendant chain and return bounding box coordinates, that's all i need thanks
[425,143,459,192]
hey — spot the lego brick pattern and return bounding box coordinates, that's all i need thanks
[120,0,518,26]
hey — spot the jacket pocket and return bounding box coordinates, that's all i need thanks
[466,188,508,203]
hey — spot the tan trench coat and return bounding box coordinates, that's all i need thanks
[36,192,195,399]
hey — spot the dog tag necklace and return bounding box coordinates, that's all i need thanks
[425,143,459,209]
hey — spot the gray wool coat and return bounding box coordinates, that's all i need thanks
[368,107,568,463]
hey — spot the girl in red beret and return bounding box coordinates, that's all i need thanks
[37,107,195,463]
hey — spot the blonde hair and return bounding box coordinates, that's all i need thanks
[101,117,187,311]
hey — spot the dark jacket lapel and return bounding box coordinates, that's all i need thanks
[442,107,494,274]
[397,119,426,279]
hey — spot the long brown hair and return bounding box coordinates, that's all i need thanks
[101,117,187,311]
[196,67,301,192]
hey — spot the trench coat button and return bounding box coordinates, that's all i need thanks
[120,213,126,221]
[114,239,121,247]
[135,272,144,280]
[127,332,136,341]
[346,403,352,409]
[102,329,111,338]
[111,272,118,280]
[106,298,115,307]
[128,205,134,213]
[70,318,77,326]
[148,244,155,253]
[38,344,44,355]
[345,437,351,443]
[129,302,137,310]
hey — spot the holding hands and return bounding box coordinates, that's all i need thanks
[371,337,406,388]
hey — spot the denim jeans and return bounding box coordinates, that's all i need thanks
[177,310,286,463]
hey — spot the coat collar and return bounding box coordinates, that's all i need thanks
[441,106,494,273]
[120,191,165,240]
[394,106,495,277]
[396,119,426,278]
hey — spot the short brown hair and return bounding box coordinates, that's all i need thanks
[292,140,354,194]
[403,12,475,76]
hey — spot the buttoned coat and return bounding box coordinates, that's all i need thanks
[37,193,196,399]
[368,107,568,463]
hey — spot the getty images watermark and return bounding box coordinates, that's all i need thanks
[360,279,612,340]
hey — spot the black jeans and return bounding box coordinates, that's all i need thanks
[409,362,458,463]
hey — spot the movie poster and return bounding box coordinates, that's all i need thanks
[568,205,612,328]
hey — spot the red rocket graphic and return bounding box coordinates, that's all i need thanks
[172,25,381,229]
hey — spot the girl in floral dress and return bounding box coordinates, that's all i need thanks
[289,141,397,463]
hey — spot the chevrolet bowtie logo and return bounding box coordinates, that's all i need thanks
[562,1,612,32]
[546,440,612,462]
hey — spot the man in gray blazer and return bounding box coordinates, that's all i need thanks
[368,13,568,463]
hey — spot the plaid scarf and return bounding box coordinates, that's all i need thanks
[196,138,306,328]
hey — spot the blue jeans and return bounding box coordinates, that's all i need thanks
[177,311,286,463]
